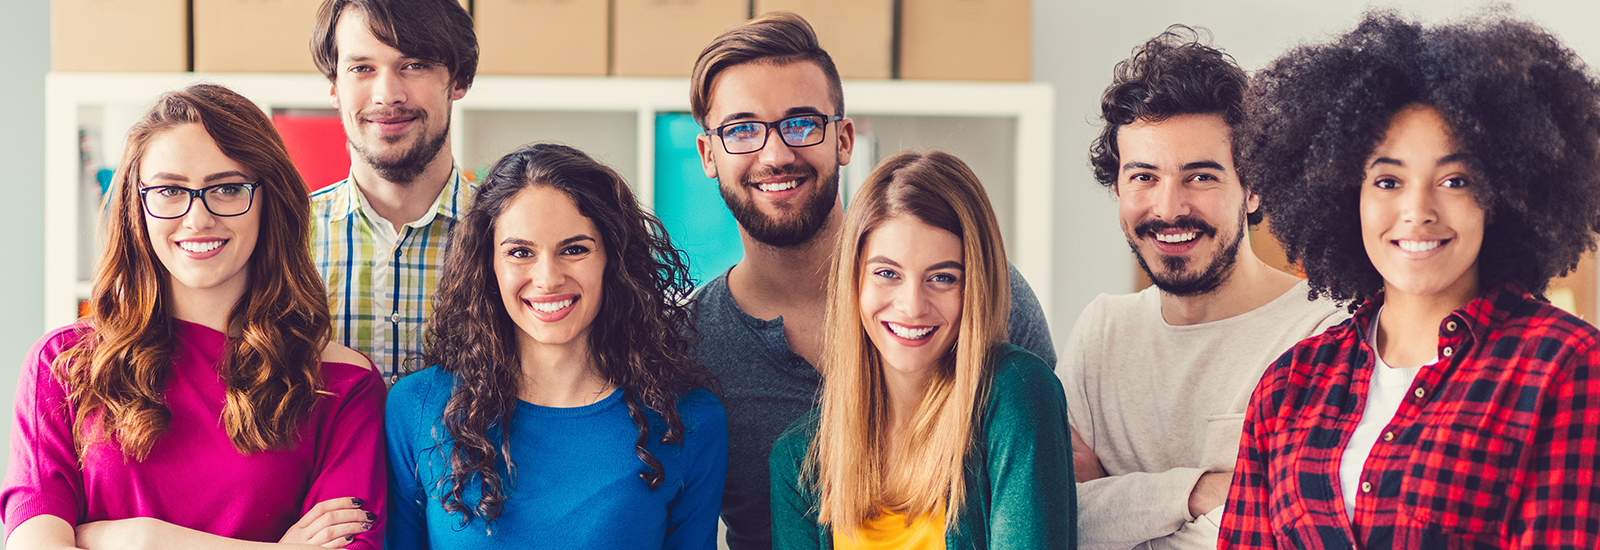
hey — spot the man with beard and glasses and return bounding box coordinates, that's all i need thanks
[685,12,1057,550]
[1060,27,1347,550]
[307,0,477,383]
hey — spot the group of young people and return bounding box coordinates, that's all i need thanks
[4,0,1600,549]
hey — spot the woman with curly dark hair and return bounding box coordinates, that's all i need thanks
[1220,12,1600,549]
[384,143,726,548]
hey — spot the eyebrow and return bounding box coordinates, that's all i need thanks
[1369,152,1467,169]
[1182,160,1226,171]
[147,171,251,183]
[1121,161,1158,171]
[865,256,965,272]
[499,235,597,247]
[715,106,826,128]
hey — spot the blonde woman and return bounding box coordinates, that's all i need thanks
[769,151,1076,549]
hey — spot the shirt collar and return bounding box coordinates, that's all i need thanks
[337,166,471,227]
[1350,280,1532,346]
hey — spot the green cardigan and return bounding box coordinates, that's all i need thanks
[768,344,1078,549]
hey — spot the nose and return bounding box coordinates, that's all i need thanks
[1398,182,1438,225]
[528,254,561,292]
[1148,179,1192,220]
[891,279,931,320]
[181,195,217,230]
[371,68,406,106]
[755,125,797,167]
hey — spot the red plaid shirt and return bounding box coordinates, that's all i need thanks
[1220,282,1600,549]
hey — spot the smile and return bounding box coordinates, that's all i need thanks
[528,297,575,313]
[885,321,935,340]
[1397,239,1443,252]
[177,240,225,253]
[1155,232,1198,244]
[757,180,799,192]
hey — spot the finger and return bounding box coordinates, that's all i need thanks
[315,518,376,547]
[304,509,378,544]
[297,497,363,529]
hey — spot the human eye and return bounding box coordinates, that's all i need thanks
[346,64,373,74]
[149,186,187,199]
[505,247,534,260]
[208,183,248,199]
[403,61,430,71]
[1372,177,1400,190]
[722,122,763,141]
[1190,173,1218,182]
[929,272,962,286]
[1441,176,1469,189]
[872,268,900,281]
[560,244,591,256]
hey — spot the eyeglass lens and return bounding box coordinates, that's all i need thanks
[720,115,828,154]
[143,183,255,219]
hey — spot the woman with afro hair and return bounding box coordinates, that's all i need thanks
[1220,11,1600,549]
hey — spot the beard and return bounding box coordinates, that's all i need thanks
[349,107,450,186]
[1128,207,1246,297]
[720,161,840,248]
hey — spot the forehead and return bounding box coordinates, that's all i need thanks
[705,61,834,124]
[1368,105,1458,164]
[494,186,598,240]
[139,124,247,182]
[333,8,402,62]
[862,216,962,263]
[1115,113,1235,171]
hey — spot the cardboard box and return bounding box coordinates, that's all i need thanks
[753,0,892,79]
[194,0,324,73]
[53,0,189,72]
[900,0,1031,81]
[613,0,749,77]
[477,0,608,76]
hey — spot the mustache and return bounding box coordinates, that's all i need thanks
[358,106,426,122]
[743,163,817,185]
[1135,216,1217,240]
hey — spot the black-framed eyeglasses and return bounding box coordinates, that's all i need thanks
[705,114,844,155]
[138,183,259,219]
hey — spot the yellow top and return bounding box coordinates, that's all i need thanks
[832,510,946,550]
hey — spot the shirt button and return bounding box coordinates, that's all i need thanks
[1414,387,1426,399]
[1446,321,1458,332]
[1442,346,1454,358]
[1382,431,1395,442]
[389,312,402,324]
[1361,481,1372,493]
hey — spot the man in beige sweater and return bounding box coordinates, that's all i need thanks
[1062,27,1348,550]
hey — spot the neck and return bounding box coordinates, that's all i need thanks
[516,333,611,407]
[728,203,841,308]
[168,277,247,334]
[350,147,455,231]
[1158,241,1300,326]
[1374,275,1479,369]
[882,360,936,433]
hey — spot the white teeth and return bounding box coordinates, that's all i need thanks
[1398,240,1441,252]
[530,298,574,313]
[1155,232,1198,244]
[887,322,934,340]
[757,180,798,192]
[178,241,223,253]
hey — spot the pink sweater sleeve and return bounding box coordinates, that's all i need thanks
[2,327,87,538]
[300,363,388,550]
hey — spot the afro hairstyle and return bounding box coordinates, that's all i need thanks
[1089,25,1259,225]
[1240,11,1600,306]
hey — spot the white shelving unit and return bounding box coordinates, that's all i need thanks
[44,72,1055,331]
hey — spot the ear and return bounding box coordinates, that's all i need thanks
[450,81,468,101]
[1245,190,1261,214]
[835,117,855,167]
[329,82,340,109]
[696,133,718,179]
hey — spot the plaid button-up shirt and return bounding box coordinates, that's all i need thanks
[1221,282,1600,549]
[309,169,474,382]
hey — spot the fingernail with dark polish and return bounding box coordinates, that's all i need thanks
[366,511,377,521]
[362,523,373,531]
[351,498,365,507]
[345,535,354,541]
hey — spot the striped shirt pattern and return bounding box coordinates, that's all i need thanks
[310,169,474,383]
[1221,282,1600,549]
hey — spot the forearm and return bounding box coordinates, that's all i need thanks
[1145,505,1223,550]
[75,518,346,550]
[1076,468,1207,550]
[8,514,85,550]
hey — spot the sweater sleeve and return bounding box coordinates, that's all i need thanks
[302,364,388,550]
[984,349,1076,550]
[1,328,87,538]
[769,413,823,550]
[384,370,437,550]
[663,390,728,550]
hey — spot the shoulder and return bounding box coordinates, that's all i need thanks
[771,408,821,462]
[308,179,350,203]
[987,345,1067,409]
[320,343,373,371]
[389,366,454,408]
[686,272,732,312]
[675,388,728,436]
[22,323,92,388]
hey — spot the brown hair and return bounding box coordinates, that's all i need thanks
[311,0,479,91]
[689,11,844,129]
[807,151,1011,535]
[55,84,332,460]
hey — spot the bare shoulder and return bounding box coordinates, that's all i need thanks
[321,343,375,371]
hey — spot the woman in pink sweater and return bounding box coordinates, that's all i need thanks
[2,84,386,550]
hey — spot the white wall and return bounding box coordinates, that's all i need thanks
[1034,0,1600,348]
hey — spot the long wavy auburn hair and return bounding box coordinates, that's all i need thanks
[53,84,331,460]
[422,142,717,526]
[808,151,1011,536]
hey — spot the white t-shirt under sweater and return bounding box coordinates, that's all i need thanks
[1339,307,1424,519]
[1059,280,1349,550]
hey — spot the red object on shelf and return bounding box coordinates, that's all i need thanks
[272,113,350,192]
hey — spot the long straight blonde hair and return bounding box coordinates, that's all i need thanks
[807,150,1011,536]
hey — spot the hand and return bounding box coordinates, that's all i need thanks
[1071,425,1108,481]
[76,517,165,550]
[280,497,376,548]
[1188,471,1234,519]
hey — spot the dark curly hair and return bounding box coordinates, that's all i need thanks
[1089,25,1258,225]
[1240,11,1600,306]
[420,143,718,527]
